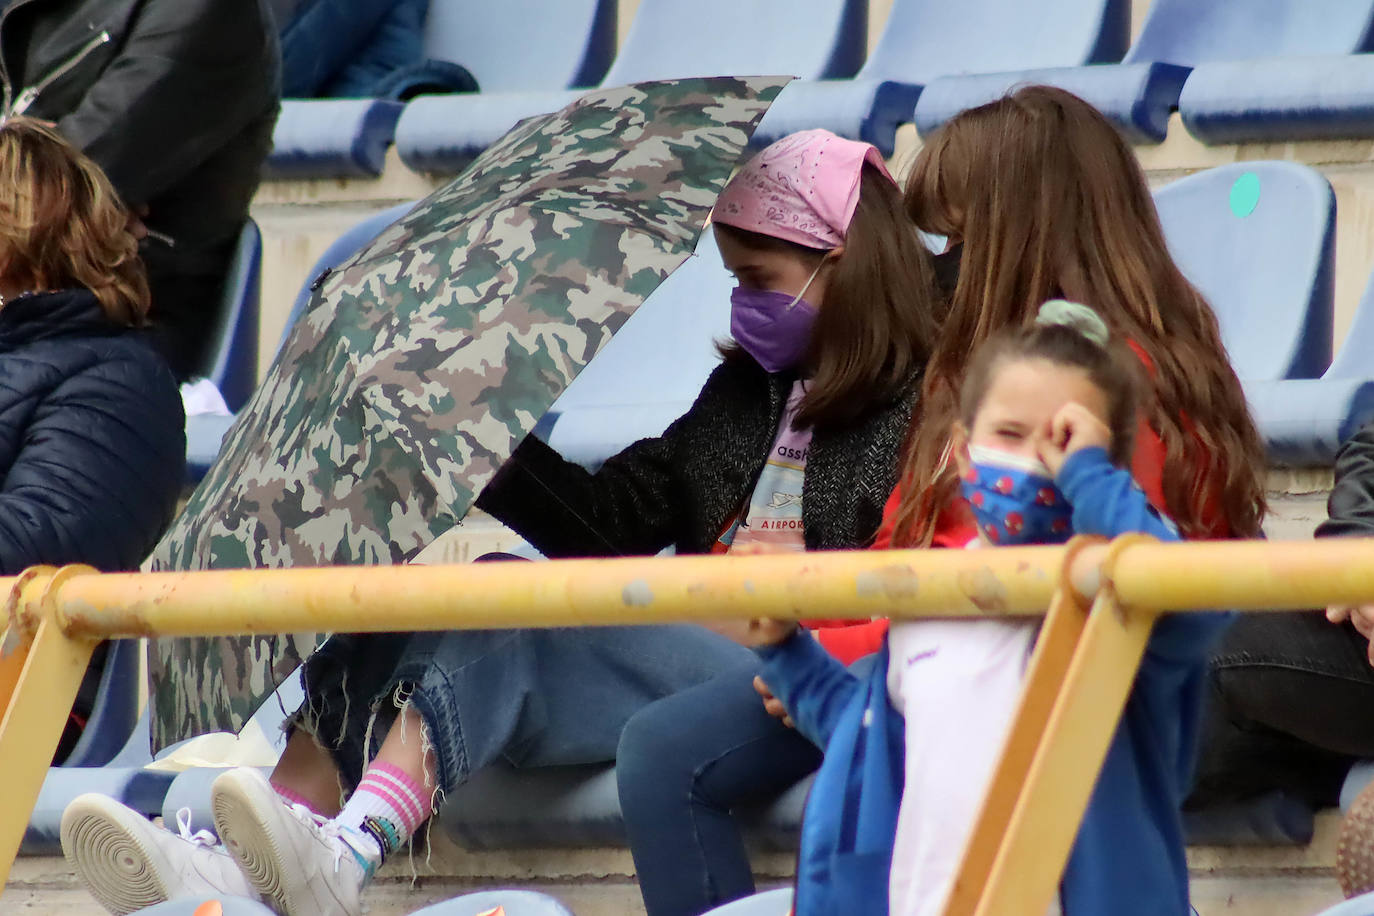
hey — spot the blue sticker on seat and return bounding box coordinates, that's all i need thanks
[1230,172,1261,218]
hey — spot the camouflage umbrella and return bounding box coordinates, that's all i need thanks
[145,76,790,748]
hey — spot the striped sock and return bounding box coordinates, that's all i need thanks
[271,783,316,812]
[333,761,431,863]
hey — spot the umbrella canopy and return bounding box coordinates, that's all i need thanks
[146,76,789,748]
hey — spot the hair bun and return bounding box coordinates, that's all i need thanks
[1034,299,1109,347]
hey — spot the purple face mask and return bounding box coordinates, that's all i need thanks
[729,261,824,373]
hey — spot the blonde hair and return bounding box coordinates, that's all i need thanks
[0,116,148,324]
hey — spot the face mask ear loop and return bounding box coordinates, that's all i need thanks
[786,256,829,312]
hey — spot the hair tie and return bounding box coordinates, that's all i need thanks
[1034,299,1109,348]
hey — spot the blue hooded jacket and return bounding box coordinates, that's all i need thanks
[759,447,1231,916]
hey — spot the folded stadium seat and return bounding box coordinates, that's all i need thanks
[1152,161,1335,382]
[406,890,576,915]
[186,203,417,481]
[914,0,1374,143]
[753,0,1130,156]
[264,98,405,179]
[1245,265,1374,465]
[186,220,262,482]
[535,229,735,471]
[395,0,865,173]
[267,0,615,180]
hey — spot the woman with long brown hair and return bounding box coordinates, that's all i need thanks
[884,85,1264,550]
[866,86,1266,915]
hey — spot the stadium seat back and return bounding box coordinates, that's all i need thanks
[1126,0,1374,66]
[197,220,262,413]
[1153,162,1335,381]
[865,0,1129,84]
[407,890,577,915]
[422,0,617,92]
[602,0,866,85]
[1330,268,1374,379]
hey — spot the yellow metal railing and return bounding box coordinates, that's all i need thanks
[4,536,1374,912]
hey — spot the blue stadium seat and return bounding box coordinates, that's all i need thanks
[200,220,262,414]
[754,0,1129,155]
[1152,162,1335,382]
[25,705,177,855]
[406,890,576,915]
[1316,892,1374,916]
[914,0,1374,143]
[1245,267,1374,465]
[185,220,262,482]
[396,0,865,172]
[538,229,734,470]
[267,0,615,180]
[1180,53,1374,144]
[265,99,405,179]
[702,888,795,916]
[185,203,416,481]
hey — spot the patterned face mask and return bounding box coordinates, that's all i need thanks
[960,445,1073,546]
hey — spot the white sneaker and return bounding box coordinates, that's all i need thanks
[211,767,373,916]
[60,793,258,915]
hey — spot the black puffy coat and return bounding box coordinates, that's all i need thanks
[0,289,184,573]
[477,357,919,558]
[0,0,280,379]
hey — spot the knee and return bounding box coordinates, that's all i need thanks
[617,702,693,806]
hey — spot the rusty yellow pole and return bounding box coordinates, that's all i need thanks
[49,546,1072,639]
[0,567,98,887]
[972,537,1161,916]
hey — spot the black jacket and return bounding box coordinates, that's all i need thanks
[0,0,280,378]
[1319,422,1374,538]
[477,358,919,557]
[0,289,185,573]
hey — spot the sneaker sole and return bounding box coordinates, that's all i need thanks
[212,769,332,916]
[60,795,176,916]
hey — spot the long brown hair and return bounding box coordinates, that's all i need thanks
[720,162,942,431]
[0,116,148,325]
[891,85,1265,544]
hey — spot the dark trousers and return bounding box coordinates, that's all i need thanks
[617,662,824,916]
[1189,609,1374,809]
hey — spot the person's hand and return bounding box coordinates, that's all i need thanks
[126,203,149,242]
[1328,603,1374,666]
[1035,401,1113,476]
[754,675,794,729]
[705,541,799,645]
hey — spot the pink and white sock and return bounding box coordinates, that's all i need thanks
[332,761,431,862]
[271,783,316,812]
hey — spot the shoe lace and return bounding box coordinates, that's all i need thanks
[282,801,361,876]
[174,807,221,849]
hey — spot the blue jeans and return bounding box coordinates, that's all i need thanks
[279,0,426,97]
[617,662,825,916]
[293,625,755,794]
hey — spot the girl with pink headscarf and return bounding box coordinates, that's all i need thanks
[615,129,942,916]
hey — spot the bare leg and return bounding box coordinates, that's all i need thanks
[269,730,347,817]
[268,706,438,820]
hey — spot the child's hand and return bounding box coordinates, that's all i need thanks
[1034,401,1113,476]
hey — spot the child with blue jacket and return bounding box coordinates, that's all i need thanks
[746,301,1232,916]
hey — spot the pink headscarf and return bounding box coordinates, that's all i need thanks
[712,129,896,250]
